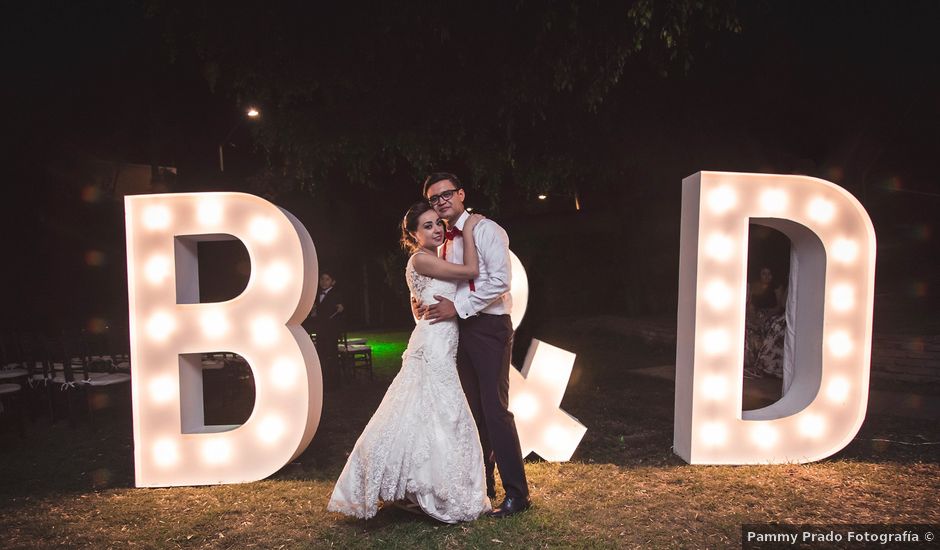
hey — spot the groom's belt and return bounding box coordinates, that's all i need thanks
[460,312,510,319]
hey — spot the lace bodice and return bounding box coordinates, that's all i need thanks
[403,253,459,378]
[406,253,458,306]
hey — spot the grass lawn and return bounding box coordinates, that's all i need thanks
[1,325,938,548]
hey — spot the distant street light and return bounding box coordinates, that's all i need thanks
[537,194,547,200]
[219,108,261,172]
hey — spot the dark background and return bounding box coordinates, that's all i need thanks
[2,1,938,336]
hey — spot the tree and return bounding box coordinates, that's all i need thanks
[148,1,740,206]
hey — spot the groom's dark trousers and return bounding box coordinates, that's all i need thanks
[456,313,529,500]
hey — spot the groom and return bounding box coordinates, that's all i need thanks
[421,172,531,518]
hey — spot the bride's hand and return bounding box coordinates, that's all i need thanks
[463,213,485,236]
[411,296,427,320]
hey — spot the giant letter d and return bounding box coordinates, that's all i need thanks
[674,172,876,464]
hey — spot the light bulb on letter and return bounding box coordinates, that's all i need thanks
[708,186,737,214]
[146,312,176,342]
[543,425,569,451]
[751,424,779,449]
[705,234,734,262]
[799,414,826,438]
[760,189,788,213]
[831,284,854,312]
[828,331,853,358]
[202,439,232,464]
[201,310,229,338]
[700,375,728,400]
[251,317,279,346]
[700,422,728,447]
[249,217,277,244]
[511,393,539,421]
[826,377,850,403]
[143,205,171,230]
[153,438,180,467]
[832,238,859,263]
[148,376,176,404]
[144,255,171,285]
[257,416,286,444]
[197,199,223,226]
[807,197,835,223]
[703,280,733,310]
[271,358,298,389]
[263,262,291,292]
[702,329,730,355]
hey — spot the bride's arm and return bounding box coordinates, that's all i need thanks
[413,253,477,280]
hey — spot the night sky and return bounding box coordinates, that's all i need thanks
[2,1,938,334]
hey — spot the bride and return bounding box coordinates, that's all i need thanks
[327,201,491,523]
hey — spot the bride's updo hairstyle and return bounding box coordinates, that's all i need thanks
[400,200,435,253]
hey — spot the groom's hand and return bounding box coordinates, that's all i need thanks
[427,295,457,324]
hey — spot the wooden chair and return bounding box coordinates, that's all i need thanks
[40,335,84,425]
[77,331,131,431]
[338,333,374,381]
[0,382,25,437]
[0,345,29,437]
[105,325,132,373]
[46,333,131,429]
[9,332,56,421]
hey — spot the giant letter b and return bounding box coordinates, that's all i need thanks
[125,193,321,486]
[674,172,876,464]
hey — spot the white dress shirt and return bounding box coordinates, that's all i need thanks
[440,210,512,319]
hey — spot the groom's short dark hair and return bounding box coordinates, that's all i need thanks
[422,172,462,197]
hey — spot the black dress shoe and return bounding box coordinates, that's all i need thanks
[486,496,531,518]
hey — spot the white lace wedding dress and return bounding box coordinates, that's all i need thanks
[327,254,491,523]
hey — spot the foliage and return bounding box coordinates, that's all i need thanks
[147,1,740,204]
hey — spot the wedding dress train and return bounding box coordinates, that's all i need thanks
[327,255,490,522]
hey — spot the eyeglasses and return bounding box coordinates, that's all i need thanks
[427,188,461,206]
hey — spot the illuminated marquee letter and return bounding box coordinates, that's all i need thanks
[674,171,876,464]
[509,339,586,461]
[125,192,321,486]
[506,254,587,461]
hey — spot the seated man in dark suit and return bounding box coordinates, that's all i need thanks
[308,271,345,384]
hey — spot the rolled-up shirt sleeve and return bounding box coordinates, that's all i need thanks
[454,221,511,318]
